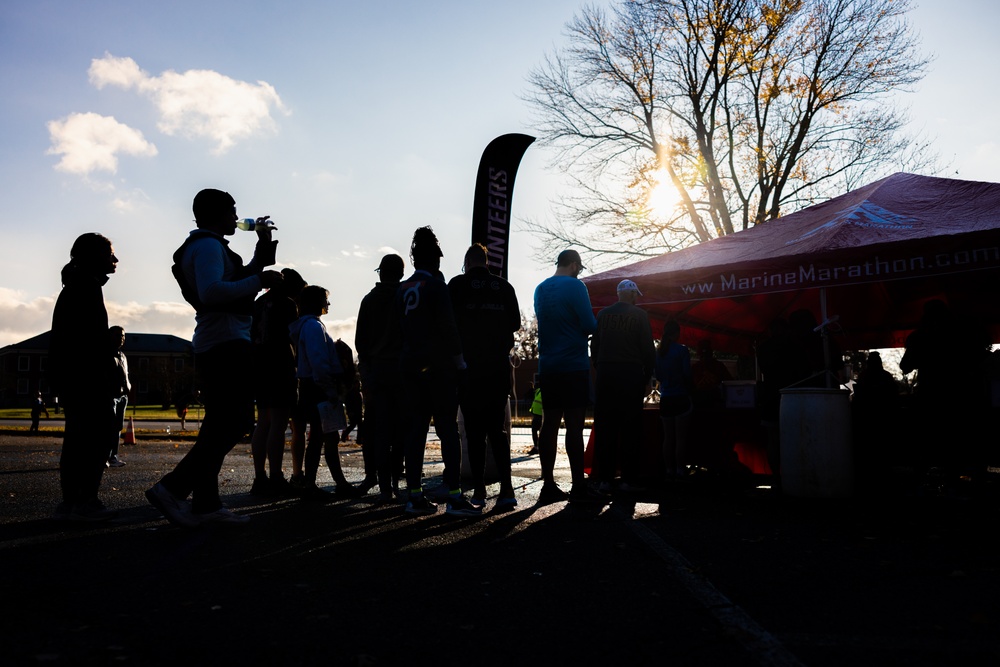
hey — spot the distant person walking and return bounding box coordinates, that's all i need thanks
[591,279,655,493]
[49,233,120,521]
[106,326,130,468]
[448,243,521,510]
[533,249,599,503]
[146,188,282,527]
[29,392,48,434]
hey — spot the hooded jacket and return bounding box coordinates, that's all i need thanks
[288,315,344,399]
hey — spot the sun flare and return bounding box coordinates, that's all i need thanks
[646,168,681,220]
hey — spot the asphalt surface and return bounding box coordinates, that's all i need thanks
[2,430,999,666]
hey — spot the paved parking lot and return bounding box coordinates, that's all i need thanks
[2,431,998,666]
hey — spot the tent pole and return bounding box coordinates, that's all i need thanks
[820,287,833,388]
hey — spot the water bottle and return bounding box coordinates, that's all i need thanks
[236,217,275,232]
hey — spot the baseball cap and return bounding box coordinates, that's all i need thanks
[617,279,642,296]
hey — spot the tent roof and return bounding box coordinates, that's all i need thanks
[583,173,1000,353]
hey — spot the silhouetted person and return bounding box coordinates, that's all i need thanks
[852,351,899,489]
[355,254,406,501]
[690,339,732,465]
[591,279,655,493]
[655,320,693,480]
[249,267,305,497]
[534,249,600,503]
[528,381,543,455]
[107,326,130,468]
[288,285,358,500]
[49,233,120,521]
[691,339,732,408]
[29,392,48,434]
[448,243,521,510]
[757,310,833,483]
[397,227,479,516]
[146,188,281,527]
[899,300,989,476]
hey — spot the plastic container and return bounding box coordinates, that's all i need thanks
[779,387,853,497]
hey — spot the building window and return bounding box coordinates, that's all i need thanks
[18,356,30,371]
[138,379,149,394]
[39,356,47,371]
[175,358,185,373]
[138,358,149,373]
[17,378,29,395]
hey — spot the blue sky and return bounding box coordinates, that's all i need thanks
[1,0,998,349]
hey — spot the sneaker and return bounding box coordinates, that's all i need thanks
[269,475,296,498]
[70,501,119,522]
[569,484,610,505]
[356,477,377,496]
[446,495,483,517]
[250,477,273,496]
[495,495,518,511]
[469,496,487,510]
[52,502,73,521]
[107,456,126,468]
[538,483,568,504]
[335,483,361,499]
[195,507,250,525]
[404,495,438,516]
[145,483,199,528]
[527,446,539,455]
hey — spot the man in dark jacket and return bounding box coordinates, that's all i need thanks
[591,279,655,492]
[448,243,521,510]
[396,227,479,516]
[355,254,405,500]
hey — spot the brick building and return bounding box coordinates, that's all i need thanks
[0,331,194,409]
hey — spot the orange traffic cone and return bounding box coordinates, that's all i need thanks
[123,417,136,445]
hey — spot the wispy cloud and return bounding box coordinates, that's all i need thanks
[46,112,157,175]
[89,54,289,154]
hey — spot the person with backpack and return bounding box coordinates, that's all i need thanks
[145,188,282,527]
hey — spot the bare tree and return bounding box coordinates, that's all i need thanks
[524,0,934,267]
[512,312,539,361]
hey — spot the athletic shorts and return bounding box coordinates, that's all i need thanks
[539,370,591,411]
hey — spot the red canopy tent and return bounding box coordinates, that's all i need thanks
[583,173,1000,354]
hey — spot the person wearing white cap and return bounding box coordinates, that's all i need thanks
[591,279,655,494]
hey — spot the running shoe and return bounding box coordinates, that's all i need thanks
[146,482,199,528]
[405,496,439,516]
[446,495,484,517]
[538,483,568,504]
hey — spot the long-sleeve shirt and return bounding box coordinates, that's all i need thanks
[533,275,597,374]
[178,230,270,353]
